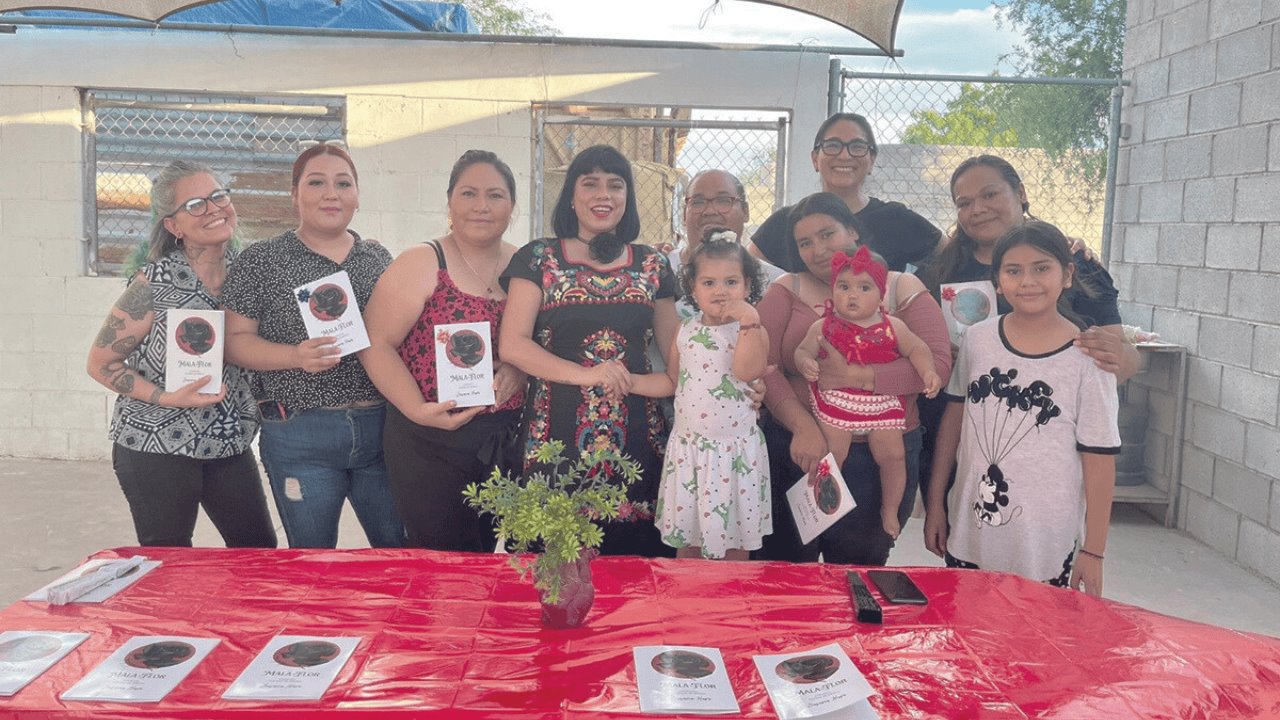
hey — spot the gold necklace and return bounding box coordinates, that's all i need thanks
[450,234,502,296]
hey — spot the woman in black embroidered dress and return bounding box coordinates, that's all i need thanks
[500,145,679,558]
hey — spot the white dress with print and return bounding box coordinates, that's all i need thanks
[658,315,772,558]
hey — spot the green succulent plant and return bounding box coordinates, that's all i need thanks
[463,440,649,604]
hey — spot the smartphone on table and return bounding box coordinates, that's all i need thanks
[866,569,928,605]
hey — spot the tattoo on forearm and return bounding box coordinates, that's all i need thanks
[93,315,126,348]
[103,359,136,394]
[115,280,154,321]
[148,387,163,405]
[110,335,140,355]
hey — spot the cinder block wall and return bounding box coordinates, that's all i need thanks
[0,31,830,461]
[1115,0,1280,584]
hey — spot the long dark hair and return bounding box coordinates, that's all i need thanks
[550,145,640,262]
[991,220,1092,328]
[923,154,1031,294]
[679,227,767,308]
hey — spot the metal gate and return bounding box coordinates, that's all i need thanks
[533,106,789,247]
[828,63,1127,262]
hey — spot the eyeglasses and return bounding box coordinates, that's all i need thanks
[167,188,233,218]
[814,139,875,158]
[685,196,741,212]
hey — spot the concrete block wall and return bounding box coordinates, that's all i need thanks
[0,30,830,461]
[0,87,122,460]
[1117,0,1280,584]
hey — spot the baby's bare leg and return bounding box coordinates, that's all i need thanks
[818,422,854,468]
[867,429,908,539]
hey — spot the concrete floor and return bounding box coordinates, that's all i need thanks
[2,456,1278,638]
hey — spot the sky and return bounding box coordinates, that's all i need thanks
[527,0,1023,76]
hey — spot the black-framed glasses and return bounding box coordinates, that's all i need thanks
[814,139,875,157]
[167,188,232,218]
[685,196,741,212]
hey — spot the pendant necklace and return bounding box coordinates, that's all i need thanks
[451,235,502,296]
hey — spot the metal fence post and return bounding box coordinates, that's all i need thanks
[1101,83,1124,268]
[827,58,844,118]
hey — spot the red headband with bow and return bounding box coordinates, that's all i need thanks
[830,246,887,298]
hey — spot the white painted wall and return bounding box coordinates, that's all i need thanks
[0,28,832,460]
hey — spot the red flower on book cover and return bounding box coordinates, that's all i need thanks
[941,287,957,301]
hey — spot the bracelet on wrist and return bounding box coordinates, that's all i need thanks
[738,322,762,332]
[1078,548,1105,561]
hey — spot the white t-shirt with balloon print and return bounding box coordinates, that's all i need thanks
[942,315,1120,586]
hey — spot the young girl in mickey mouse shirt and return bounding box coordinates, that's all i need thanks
[923,221,1120,596]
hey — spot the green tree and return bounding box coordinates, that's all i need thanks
[461,0,558,35]
[901,83,1019,147]
[994,0,1125,152]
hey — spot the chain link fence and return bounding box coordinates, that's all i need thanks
[84,90,345,275]
[833,69,1124,257]
[533,106,788,247]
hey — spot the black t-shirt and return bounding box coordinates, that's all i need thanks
[751,196,942,273]
[926,250,1123,327]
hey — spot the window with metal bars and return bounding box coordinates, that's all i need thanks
[83,90,345,276]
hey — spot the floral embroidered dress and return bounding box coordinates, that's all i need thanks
[501,239,674,503]
[810,306,908,432]
[658,314,771,558]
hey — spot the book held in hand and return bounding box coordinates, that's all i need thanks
[223,635,360,701]
[60,636,219,703]
[633,645,740,714]
[0,631,89,696]
[433,321,496,408]
[939,280,997,347]
[786,453,855,545]
[165,309,223,394]
[294,270,370,357]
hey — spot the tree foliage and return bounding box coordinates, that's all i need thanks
[993,0,1125,152]
[461,0,558,35]
[901,83,1019,147]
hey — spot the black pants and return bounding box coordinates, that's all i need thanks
[112,445,277,548]
[383,405,524,552]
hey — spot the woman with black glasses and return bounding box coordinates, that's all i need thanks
[748,112,941,273]
[86,160,276,548]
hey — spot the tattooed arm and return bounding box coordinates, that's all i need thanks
[86,276,224,408]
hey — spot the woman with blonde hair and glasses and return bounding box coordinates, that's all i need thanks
[86,160,276,548]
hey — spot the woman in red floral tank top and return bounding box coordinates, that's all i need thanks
[360,150,526,551]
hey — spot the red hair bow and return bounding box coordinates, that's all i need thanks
[830,246,887,298]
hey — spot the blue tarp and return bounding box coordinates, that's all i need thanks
[5,0,478,33]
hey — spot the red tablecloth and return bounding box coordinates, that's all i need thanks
[1,548,1278,718]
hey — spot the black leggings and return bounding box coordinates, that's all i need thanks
[112,445,277,548]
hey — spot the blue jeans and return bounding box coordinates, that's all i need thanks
[259,405,404,549]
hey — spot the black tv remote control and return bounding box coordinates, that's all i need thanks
[847,571,883,624]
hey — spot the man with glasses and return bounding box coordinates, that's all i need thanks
[671,169,783,282]
[747,112,941,274]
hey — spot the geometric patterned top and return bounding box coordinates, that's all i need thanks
[108,249,258,459]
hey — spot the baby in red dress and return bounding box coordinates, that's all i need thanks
[794,246,941,539]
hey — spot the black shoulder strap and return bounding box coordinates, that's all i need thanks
[427,239,447,269]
